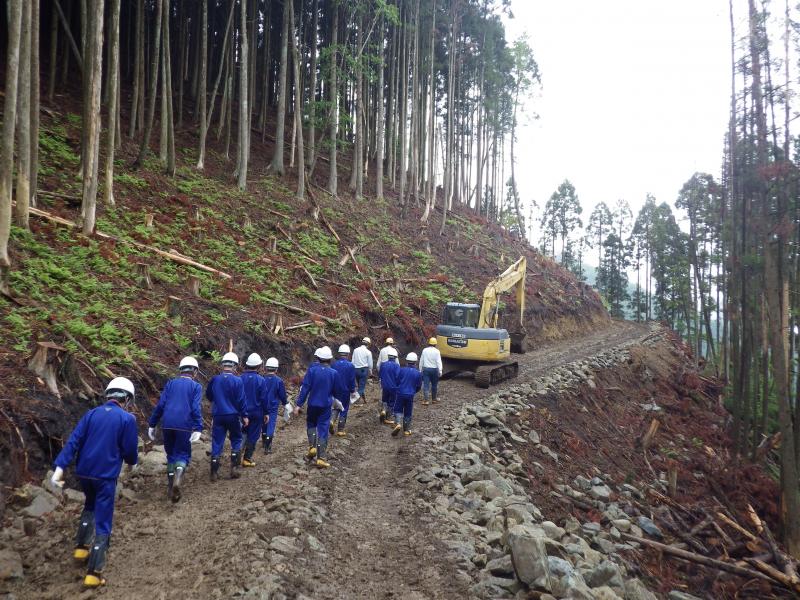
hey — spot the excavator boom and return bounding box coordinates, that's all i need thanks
[478,256,526,330]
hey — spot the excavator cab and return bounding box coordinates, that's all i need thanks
[441,303,480,328]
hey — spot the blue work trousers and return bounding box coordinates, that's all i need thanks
[264,407,279,438]
[211,414,243,456]
[79,478,117,537]
[381,389,396,414]
[422,368,439,400]
[393,394,415,427]
[355,367,369,397]
[306,405,332,445]
[163,429,192,467]
[243,410,264,446]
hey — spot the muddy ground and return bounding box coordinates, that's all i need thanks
[2,322,647,600]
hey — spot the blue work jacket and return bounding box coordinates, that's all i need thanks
[297,364,343,409]
[331,358,357,401]
[206,371,247,417]
[149,375,203,432]
[240,370,269,415]
[264,374,287,412]
[379,360,400,392]
[397,366,423,397]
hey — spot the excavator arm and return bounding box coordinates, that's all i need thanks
[478,256,527,330]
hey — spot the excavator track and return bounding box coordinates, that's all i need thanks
[474,361,519,388]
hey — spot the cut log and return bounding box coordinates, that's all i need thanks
[620,534,774,584]
[745,559,800,593]
[166,296,181,318]
[717,512,759,542]
[136,262,152,289]
[275,224,320,264]
[273,314,284,335]
[187,275,201,297]
[259,296,341,325]
[285,320,314,331]
[27,341,67,398]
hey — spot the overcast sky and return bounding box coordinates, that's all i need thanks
[504,1,733,242]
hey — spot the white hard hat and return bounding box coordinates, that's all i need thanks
[387,347,398,358]
[105,377,135,399]
[179,356,199,370]
[386,337,395,345]
[317,346,333,361]
[266,357,279,369]
[245,353,262,367]
[362,336,371,344]
[406,352,418,362]
[338,344,351,354]
[221,352,239,365]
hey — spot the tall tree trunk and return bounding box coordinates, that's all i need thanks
[29,0,40,209]
[270,0,289,175]
[134,0,163,168]
[237,0,250,189]
[80,0,105,235]
[129,0,144,138]
[290,0,305,200]
[327,0,339,196]
[162,0,175,176]
[48,3,58,102]
[0,0,23,295]
[104,0,121,206]
[196,0,209,170]
[307,0,318,167]
[375,16,385,199]
[15,0,32,229]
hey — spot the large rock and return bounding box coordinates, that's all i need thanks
[585,560,625,592]
[270,535,301,555]
[636,516,663,540]
[486,554,514,576]
[590,485,612,501]
[465,480,504,501]
[623,578,658,600]
[592,586,623,600]
[21,490,60,518]
[507,525,551,591]
[0,549,23,580]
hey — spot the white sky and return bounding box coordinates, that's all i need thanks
[504,1,733,243]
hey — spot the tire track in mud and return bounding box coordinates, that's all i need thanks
[9,321,645,600]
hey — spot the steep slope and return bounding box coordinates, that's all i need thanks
[0,106,606,490]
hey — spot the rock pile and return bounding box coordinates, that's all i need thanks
[410,327,698,599]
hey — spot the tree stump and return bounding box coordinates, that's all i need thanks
[166,296,181,318]
[667,460,678,498]
[28,342,67,398]
[242,214,252,229]
[144,213,154,228]
[191,204,202,221]
[136,262,152,289]
[269,236,277,252]
[187,275,201,298]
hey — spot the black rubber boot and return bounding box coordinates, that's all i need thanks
[242,443,256,466]
[84,534,109,587]
[73,510,95,561]
[230,452,241,479]
[171,466,184,503]
[262,435,273,454]
[167,471,174,498]
[210,456,220,481]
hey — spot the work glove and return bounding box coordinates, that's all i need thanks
[333,399,344,412]
[350,392,359,404]
[147,427,156,441]
[189,431,201,443]
[126,463,139,475]
[242,416,250,427]
[283,403,293,423]
[51,467,65,488]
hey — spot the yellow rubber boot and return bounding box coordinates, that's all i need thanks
[83,574,105,588]
[315,458,331,469]
[73,547,89,561]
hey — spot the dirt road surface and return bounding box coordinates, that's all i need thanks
[9,321,646,600]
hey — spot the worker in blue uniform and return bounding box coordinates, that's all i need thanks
[206,352,248,480]
[51,377,139,588]
[147,356,203,502]
[240,353,268,467]
[295,346,344,468]
[262,356,289,454]
[379,347,400,425]
[330,344,357,437]
[392,353,423,437]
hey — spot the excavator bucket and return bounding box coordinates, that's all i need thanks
[510,331,527,354]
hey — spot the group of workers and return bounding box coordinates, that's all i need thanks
[49,334,444,588]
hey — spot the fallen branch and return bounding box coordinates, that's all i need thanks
[621,533,774,584]
[285,320,315,331]
[25,206,233,279]
[718,512,759,543]
[745,558,800,594]
[274,223,320,264]
[259,296,341,325]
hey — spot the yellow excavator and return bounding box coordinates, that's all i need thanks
[436,256,527,388]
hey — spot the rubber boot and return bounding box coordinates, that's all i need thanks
[262,435,273,454]
[404,417,412,436]
[378,409,386,424]
[167,472,174,499]
[315,438,330,469]
[306,428,318,461]
[230,452,241,479]
[242,443,256,467]
[171,466,184,503]
[210,456,220,482]
[84,534,109,587]
[329,411,339,435]
[336,414,348,437]
[73,510,95,561]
